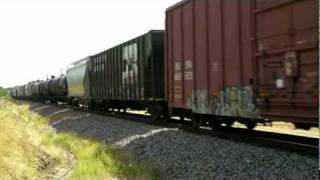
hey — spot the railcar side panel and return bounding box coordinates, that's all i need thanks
[166,0,259,119]
[254,0,319,125]
[66,57,91,99]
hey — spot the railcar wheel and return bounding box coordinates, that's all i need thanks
[245,121,257,130]
[210,120,222,130]
[149,105,162,121]
[148,104,166,121]
[151,111,161,121]
[294,123,310,130]
[159,111,169,122]
[224,121,234,127]
[87,100,94,110]
[73,100,79,108]
[191,115,200,129]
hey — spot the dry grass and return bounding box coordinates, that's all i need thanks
[0,98,161,180]
[0,98,66,179]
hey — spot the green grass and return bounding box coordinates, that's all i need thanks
[0,98,161,180]
[44,133,161,180]
[0,86,7,97]
[0,86,11,101]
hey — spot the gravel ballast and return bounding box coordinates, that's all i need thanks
[28,102,319,180]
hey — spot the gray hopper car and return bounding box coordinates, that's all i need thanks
[66,57,91,106]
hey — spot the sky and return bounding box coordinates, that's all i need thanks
[0,0,181,88]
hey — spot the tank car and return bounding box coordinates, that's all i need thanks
[31,81,41,98]
[39,80,50,99]
[48,75,68,103]
[24,81,38,100]
[16,85,26,99]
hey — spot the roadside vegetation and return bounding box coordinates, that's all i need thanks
[0,93,161,179]
[0,86,9,98]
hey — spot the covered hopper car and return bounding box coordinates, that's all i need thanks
[66,57,92,107]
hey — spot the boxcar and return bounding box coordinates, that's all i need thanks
[165,0,318,128]
[89,30,166,119]
[253,0,319,128]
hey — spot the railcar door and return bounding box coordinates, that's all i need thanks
[254,0,318,126]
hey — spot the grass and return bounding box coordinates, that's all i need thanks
[0,98,161,180]
[43,134,160,180]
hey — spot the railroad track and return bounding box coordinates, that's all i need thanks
[65,105,319,157]
[30,101,319,157]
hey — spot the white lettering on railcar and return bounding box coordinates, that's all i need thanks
[184,60,192,69]
[174,72,182,81]
[174,93,182,99]
[184,71,193,81]
[212,62,219,72]
[175,61,181,71]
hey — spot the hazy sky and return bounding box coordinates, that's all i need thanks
[0,0,180,88]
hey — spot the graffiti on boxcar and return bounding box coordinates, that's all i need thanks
[187,86,262,119]
[122,43,138,100]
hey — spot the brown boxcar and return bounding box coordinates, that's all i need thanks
[253,0,318,128]
[165,0,318,128]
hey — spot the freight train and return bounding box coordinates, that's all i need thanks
[9,0,319,130]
